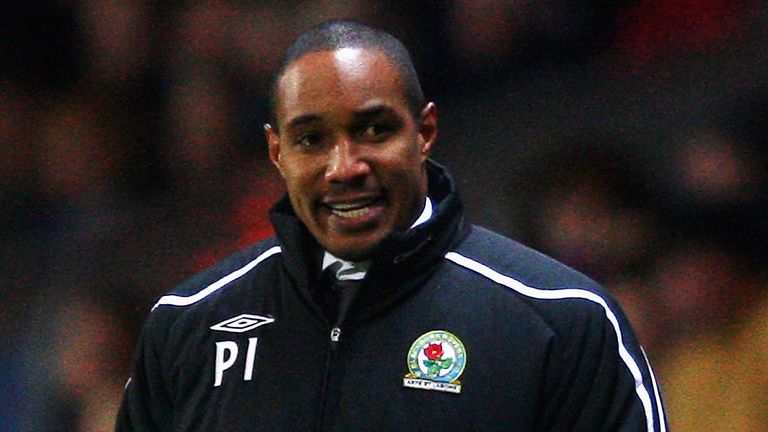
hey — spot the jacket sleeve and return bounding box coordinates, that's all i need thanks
[536,298,668,432]
[115,311,174,431]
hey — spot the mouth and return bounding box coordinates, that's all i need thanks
[326,197,380,219]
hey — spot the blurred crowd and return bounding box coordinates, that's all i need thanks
[1,1,766,431]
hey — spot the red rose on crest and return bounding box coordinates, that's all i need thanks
[424,343,444,360]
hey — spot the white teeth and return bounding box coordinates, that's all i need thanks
[331,207,371,218]
[331,202,366,210]
[328,199,376,218]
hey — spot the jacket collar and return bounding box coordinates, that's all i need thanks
[268,160,470,322]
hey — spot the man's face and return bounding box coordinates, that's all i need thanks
[266,48,437,261]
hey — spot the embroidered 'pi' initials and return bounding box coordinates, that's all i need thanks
[214,337,258,387]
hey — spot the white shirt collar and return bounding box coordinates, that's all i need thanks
[409,196,433,229]
[322,197,433,280]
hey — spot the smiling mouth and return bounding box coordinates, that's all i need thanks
[327,198,379,218]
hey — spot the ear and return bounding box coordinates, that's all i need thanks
[418,102,438,159]
[264,123,284,177]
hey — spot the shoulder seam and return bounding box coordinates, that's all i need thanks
[152,246,282,310]
[444,251,665,432]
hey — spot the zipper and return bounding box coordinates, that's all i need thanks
[330,327,341,347]
[316,324,343,431]
[316,277,361,431]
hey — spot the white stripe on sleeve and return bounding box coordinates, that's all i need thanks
[152,246,282,310]
[445,251,660,432]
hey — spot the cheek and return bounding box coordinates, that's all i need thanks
[280,161,323,209]
[384,145,426,183]
[280,154,317,185]
[279,165,305,194]
[380,140,423,169]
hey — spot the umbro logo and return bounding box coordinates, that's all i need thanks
[211,314,275,333]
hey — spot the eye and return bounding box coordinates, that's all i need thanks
[295,132,322,147]
[360,123,392,141]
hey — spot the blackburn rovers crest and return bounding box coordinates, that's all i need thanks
[403,330,466,394]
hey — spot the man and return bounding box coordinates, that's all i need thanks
[116,20,667,431]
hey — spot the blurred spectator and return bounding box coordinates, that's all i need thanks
[55,297,134,431]
[165,64,239,186]
[657,93,768,269]
[19,293,139,432]
[520,141,662,282]
[516,140,668,354]
[76,0,155,88]
[650,238,757,338]
[33,96,119,221]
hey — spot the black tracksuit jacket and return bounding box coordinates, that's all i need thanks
[116,162,667,431]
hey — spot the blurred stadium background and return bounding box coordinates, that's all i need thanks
[1,1,766,430]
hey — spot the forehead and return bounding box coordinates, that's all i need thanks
[275,48,408,126]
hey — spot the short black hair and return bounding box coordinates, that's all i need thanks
[269,19,424,127]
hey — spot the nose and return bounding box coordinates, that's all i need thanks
[325,137,370,183]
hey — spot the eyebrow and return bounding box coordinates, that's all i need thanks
[353,104,398,119]
[285,113,322,130]
[283,104,401,131]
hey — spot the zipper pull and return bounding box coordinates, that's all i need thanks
[330,327,341,348]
